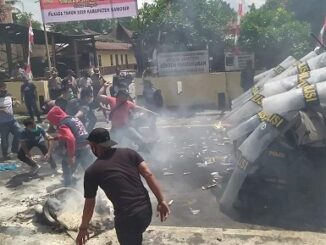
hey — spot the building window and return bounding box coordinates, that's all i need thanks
[110,55,114,66]
[125,54,128,65]
[121,54,124,64]
[98,55,102,67]
[115,54,119,66]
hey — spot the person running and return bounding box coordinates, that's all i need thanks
[110,69,122,97]
[90,68,105,98]
[76,128,170,245]
[47,106,94,186]
[77,70,93,90]
[17,118,58,174]
[0,82,20,160]
[54,79,77,112]
[97,84,157,151]
[66,88,97,133]
[20,75,41,122]
[143,80,163,112]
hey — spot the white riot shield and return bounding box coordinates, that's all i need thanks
[231,56,297,107]
[228,70,326,138]
[263,67,326,97]
[263,82,326,115]
[232,51,322,109]
[271,52,326,80]
[224,94,265,126]
[221,111,297,209]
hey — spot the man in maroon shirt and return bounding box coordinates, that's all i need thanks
[76,128,170,245]
[97,84,157,151]
[47,106,93,186]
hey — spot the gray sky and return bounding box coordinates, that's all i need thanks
[19,0,266,22]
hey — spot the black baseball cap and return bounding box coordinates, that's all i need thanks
[87,128,117,147]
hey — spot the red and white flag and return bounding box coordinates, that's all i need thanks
[234,0,244,53]
[319,16,326,46]
[25,21,34,79]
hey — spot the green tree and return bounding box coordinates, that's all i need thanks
[51,19,115,35]
[136,0,234,48]
[239,4,311,68]
[14,11,42,29]
[286,0,326,36]
[132,0,235,69]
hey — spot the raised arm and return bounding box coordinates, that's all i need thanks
[97,83,110,104]
[134,105,159,116]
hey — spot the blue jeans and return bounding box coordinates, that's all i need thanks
[62,146,94,186]
[0,120,20,157]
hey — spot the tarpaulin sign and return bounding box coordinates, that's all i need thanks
[39,0,138,24]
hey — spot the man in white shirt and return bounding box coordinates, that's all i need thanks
[0,82,21,160]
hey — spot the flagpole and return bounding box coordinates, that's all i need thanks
[39,0,52,71]
[43,22,52,71]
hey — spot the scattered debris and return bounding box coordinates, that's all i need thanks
[0,163,17,171]
[210,172,223,181]
[214,121,223,129]
[201,184,217,190]
[10,209,35,222]
[163,172,175,176]
[168,200,174,206]
[220,162,233,166]
[189,207,200,215]
[196,161,208,168]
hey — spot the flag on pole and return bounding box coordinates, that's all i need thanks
[319,16,326,46]
[25,21,34,79]
[234,0,244,46]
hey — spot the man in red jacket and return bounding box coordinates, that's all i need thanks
[47,106,94,186]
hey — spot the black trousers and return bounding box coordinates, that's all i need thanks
[49,89,61,100]
[115,207,152,245]
[25,99,41,121]
[18,141,56,169]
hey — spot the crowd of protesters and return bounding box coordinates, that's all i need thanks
[0,67,163,182]
[0,66,170,244]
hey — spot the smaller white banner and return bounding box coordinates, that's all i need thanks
[158,50,209,76]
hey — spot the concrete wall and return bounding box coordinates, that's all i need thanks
[135,72,242,108]
[6,80,49,114]
[6,72,242,113]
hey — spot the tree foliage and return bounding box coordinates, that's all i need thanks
[50,19,115,35]
[286,0,326,36]
[135,0,235,53]
[14,11,42,29]
[239,2,311,68]
[130,0,235,71]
